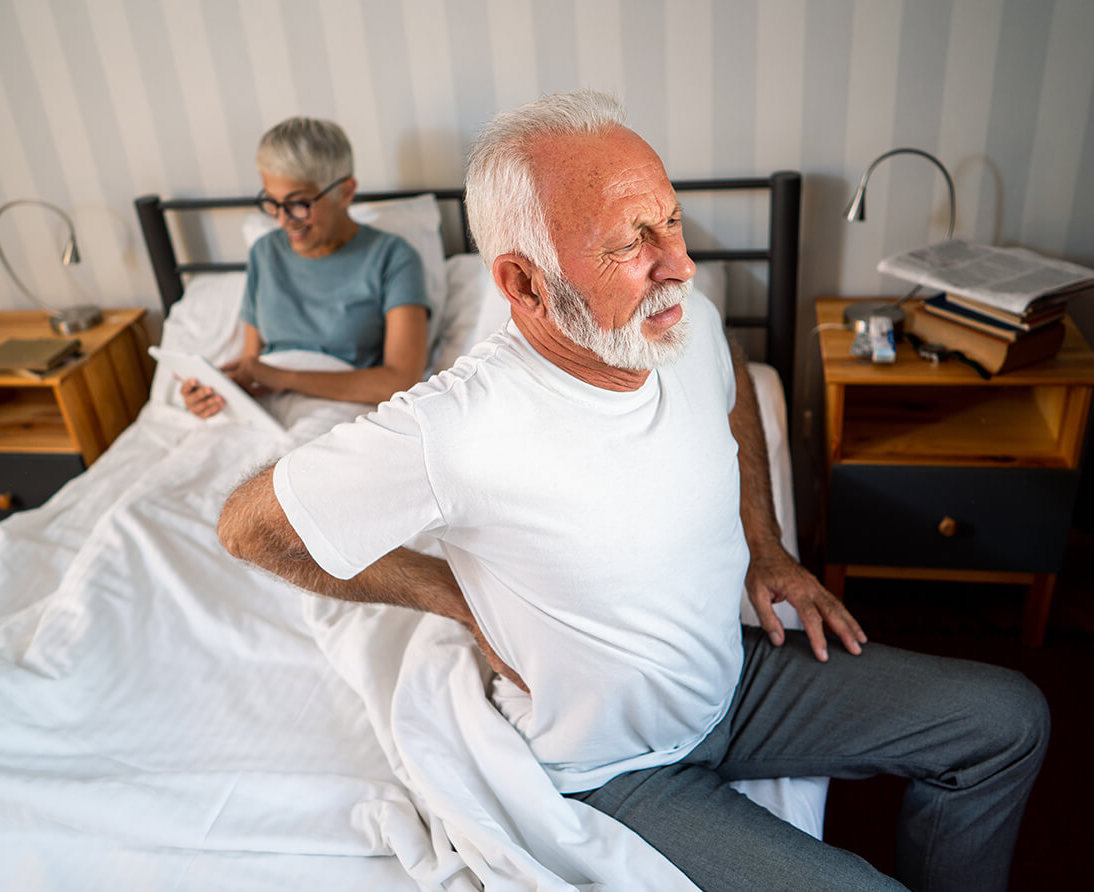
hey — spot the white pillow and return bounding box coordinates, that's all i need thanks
[158,272,247,363]
[469,264,513,345]
[432,254,508,371]
[241,193,448,350]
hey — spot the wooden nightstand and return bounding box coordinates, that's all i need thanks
[0,308,152,518]
[816,297,1094,646]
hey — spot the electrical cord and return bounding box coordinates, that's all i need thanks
[904,331,991,379]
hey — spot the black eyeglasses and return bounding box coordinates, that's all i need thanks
[256,176,350,221]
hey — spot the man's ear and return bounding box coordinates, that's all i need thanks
[492,253,548,318]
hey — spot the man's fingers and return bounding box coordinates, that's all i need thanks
[475,630,529,693]
[498,661,529,694]
[830,618,863,656]
[831,609,866,655]
[751,592,786,647]
[749,557,869,661]
[799,608,830,662]
[801,597,867,661]
[817,595,867,656]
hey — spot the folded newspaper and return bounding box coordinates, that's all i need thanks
[877,239,1094,315]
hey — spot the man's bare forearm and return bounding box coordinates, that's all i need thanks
[727,340,782,554]
[217,466,474,627]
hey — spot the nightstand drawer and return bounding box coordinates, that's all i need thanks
[0,453,86,519]
[827,465,1079,573]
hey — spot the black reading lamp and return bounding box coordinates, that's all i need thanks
[0,199,103,334]
[843,147,956,330]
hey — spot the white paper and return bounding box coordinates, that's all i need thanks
[877,239,1094,314]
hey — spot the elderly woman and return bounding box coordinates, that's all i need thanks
[183,117,430,417]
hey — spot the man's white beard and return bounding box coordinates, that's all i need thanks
[543,273,693,371]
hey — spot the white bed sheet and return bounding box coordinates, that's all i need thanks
[0,400,431,890]
[0,265,823,890]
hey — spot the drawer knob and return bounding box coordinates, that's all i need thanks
[938,515,958,538]
[0,492,12,511]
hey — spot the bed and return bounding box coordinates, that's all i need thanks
[0,174,818,890]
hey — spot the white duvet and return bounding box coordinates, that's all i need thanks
[0,299,823,890]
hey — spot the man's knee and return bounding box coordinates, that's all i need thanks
[982,667,1050,765]
[944,662,1050,783]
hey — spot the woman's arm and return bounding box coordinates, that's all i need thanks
[183,324,264,417]
[233,304,429,404]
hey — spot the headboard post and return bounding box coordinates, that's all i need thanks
[767,171,801,408]
[135,195,184,313]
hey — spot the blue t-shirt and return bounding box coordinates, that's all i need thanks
[240,224,429,368]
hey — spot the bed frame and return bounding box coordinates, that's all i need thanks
[134,173,800,401]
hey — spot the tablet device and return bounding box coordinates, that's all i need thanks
[149,346,285,433]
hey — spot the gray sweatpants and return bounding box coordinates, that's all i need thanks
[570,626,1049,891]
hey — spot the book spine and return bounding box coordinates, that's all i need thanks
[909,308,1065,375]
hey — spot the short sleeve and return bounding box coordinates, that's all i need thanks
[379,237,430,318]
[272,398,445,579]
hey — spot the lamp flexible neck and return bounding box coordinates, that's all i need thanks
[0,200,81,314]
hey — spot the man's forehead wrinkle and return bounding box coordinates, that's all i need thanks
[529,129,675,252]
[566,162,674,221]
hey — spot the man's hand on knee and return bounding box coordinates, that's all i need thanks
[746,547,867,661]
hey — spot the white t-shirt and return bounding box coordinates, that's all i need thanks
[273,293,749,792]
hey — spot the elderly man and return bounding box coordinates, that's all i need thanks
[218,91,1048,891]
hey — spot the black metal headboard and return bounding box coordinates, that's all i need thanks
[673,173,800,404]
[134,172,800,400]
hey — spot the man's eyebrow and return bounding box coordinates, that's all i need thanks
[630,203,684,228]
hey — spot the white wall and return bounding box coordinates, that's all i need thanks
[3,0,1093,527]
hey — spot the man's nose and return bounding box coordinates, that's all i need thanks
[652,237,696,283]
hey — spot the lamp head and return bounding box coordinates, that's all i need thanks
[843,146,956,238]
[61,235,80,266]
[844,186,867,223]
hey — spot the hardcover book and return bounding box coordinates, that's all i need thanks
[941,292,1068,329]
[0,337,81,372]
[909,307,1065,375]
[920,294,1065,341]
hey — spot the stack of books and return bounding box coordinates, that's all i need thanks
[910,293,1067,375]
[877,240,1094,375]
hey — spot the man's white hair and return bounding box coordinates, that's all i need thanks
[254,117,354,187]
[465,90,627,276]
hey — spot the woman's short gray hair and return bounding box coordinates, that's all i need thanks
[255,117,354,187]
[465,90,627,276]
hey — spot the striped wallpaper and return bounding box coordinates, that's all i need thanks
[2,0,1093,410]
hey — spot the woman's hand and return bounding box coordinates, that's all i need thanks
[222,355,282,397]
[181,378,226,418]
[181,348,280,418]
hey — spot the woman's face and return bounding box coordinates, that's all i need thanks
[258,171,356,258]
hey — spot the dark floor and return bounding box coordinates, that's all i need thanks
[817,529,1094,890]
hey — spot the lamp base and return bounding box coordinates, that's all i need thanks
[50,304,103,335]
[842,300,905,338]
